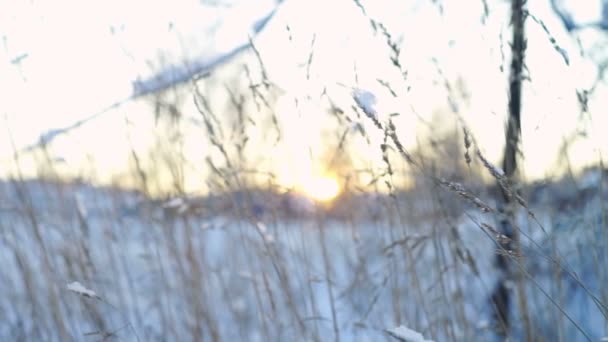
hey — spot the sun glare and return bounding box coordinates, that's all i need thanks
[301,175,341,203]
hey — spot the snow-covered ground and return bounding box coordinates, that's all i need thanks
[1,0,608,340]
[0,171,606,341]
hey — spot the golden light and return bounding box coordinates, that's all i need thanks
[300,174,341,203]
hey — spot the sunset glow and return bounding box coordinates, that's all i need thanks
[0,0,606,196]
[300,174,341,203]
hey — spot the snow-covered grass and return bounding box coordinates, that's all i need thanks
[2,2,607,340]
[387,325,434,342]
[0,170,606,341]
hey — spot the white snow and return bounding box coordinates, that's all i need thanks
[0,179,606,340]
[162,197,185,209]
[386,325,435,342]
[353,88,379,119]
[67,281,100,300]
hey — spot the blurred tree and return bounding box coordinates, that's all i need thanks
[491,0,530,339]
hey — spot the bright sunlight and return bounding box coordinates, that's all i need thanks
[300,174,341,203]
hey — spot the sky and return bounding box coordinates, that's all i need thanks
[0,0,276,145]
[256,0,607,188]
[0,0,606,196]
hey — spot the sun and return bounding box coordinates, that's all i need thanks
[301,174,341,203]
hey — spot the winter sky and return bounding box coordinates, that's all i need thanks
[0,0,606,193]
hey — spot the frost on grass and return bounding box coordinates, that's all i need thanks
[255,221,275,243]
[67,281,100,300]
[352,88,378,119]
[162,197,189,215]
[386,325,434,342]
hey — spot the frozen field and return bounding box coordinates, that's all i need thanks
[0,173,606,341]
